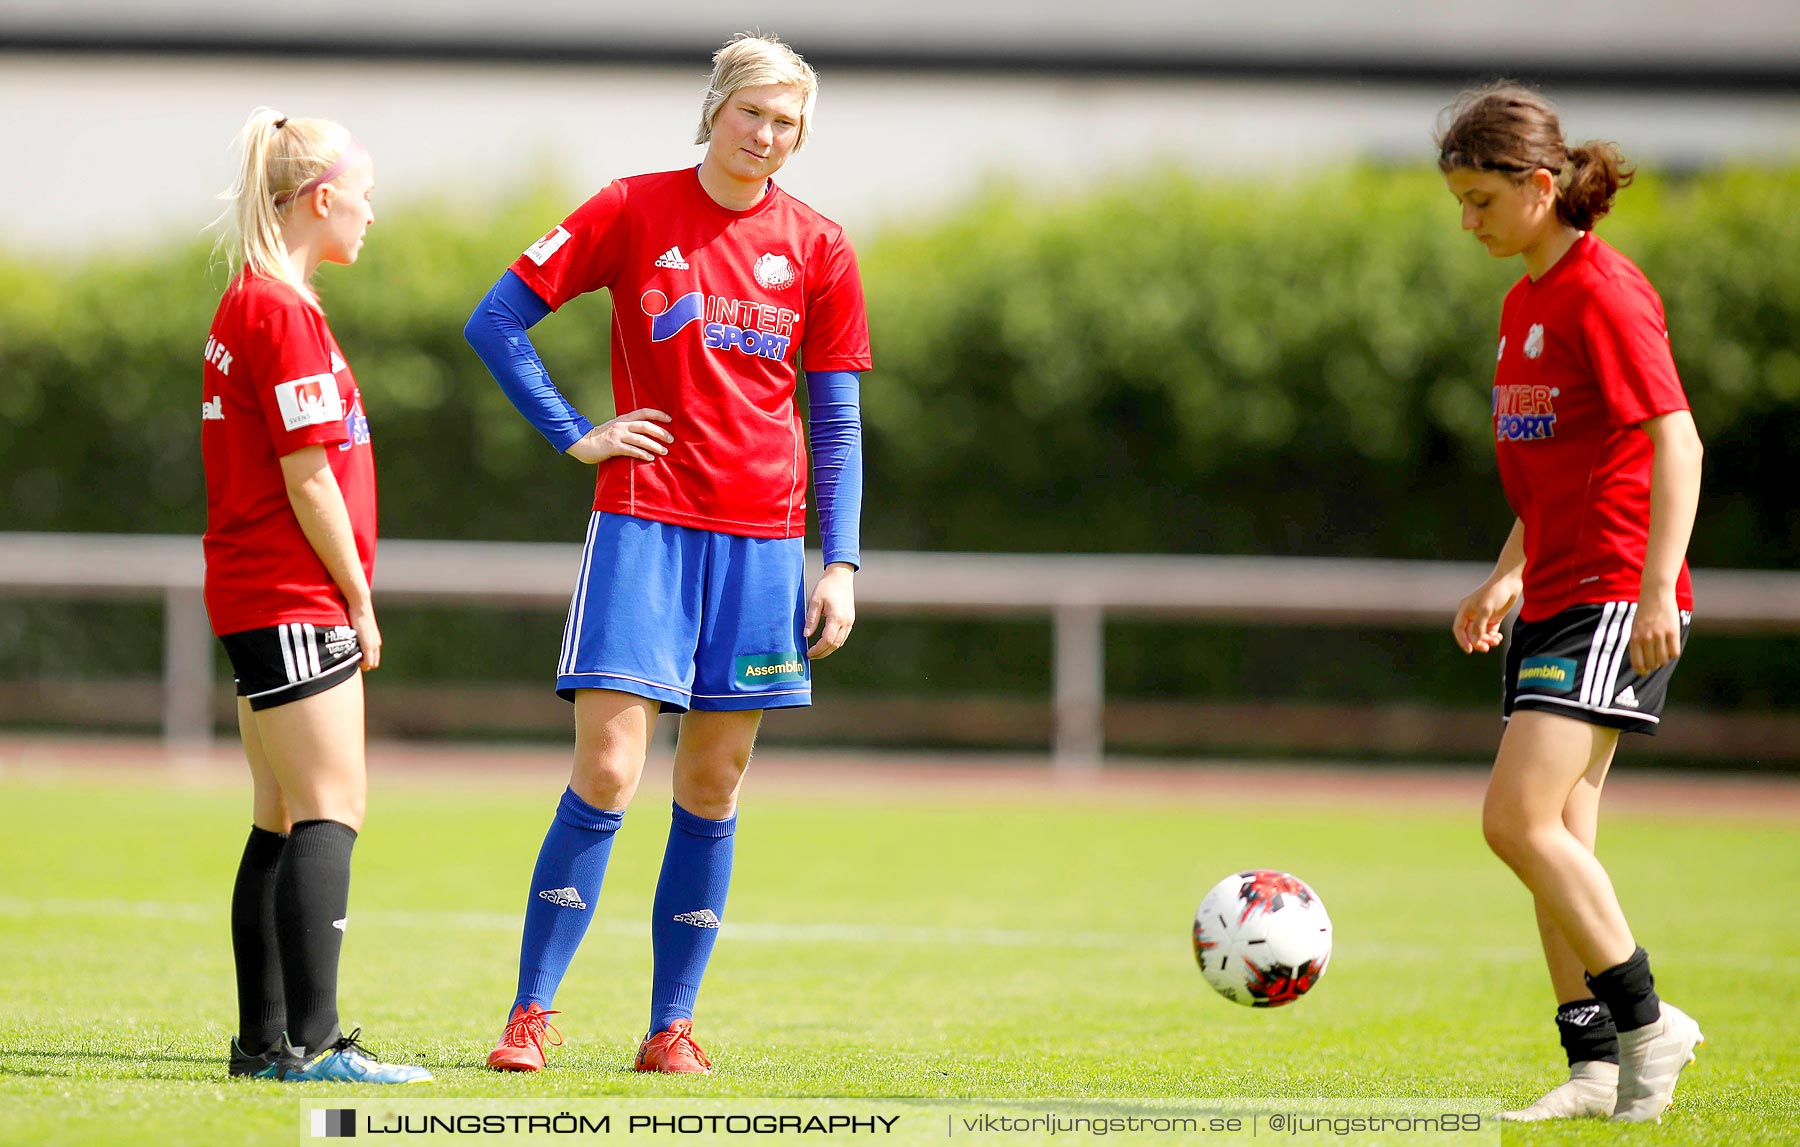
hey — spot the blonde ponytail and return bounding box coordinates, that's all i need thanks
[211,106,355,305]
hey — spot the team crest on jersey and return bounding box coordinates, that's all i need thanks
[1524,323,1546,359]
[752,252,796,290]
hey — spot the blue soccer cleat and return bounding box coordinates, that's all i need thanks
[272,1028,433,1084]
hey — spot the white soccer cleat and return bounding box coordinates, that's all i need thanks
[1497,1060,1618,1121]
[1612,1003,1705,1123]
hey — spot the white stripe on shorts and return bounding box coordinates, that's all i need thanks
[278,623,300,684]
[1598,602,1637,707]
[1580,602,1623,706]
[559,512,601,678]
[303,622,322,678]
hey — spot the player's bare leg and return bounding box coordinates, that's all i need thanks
[1484,710,1700,1123]
[243,674,429,1082]
[228,698,292,1076]
[490,690,656,1072]
[633,709,762,1074]
[570,690,659,810]
[1482,711,1634,969]
[250,672,367,829]
[671,710,761,819]
[1500,741,1621,1120]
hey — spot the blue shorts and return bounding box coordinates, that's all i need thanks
[555,512,811,713]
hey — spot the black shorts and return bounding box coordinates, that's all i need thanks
[219,623,361,711]
[1503,602,1692,736]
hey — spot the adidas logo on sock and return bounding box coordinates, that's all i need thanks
[1561,1004,1605,1027]
[1615,686,1640,709]
[538,887,588,910]
[672,909,721,928]
[654,246,690,270]
[331,917,348,932]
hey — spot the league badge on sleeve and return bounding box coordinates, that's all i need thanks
[524,225,572,266]
[274,373,344,431]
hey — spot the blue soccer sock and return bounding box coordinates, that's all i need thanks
[511,787,624,1014]
[648,801,737,1033]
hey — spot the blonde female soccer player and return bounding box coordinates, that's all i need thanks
[465,33,870,1074]
[1439,84,1705,1124]
[205,107,427,1083]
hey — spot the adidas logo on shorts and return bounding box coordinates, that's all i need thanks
[654,246,690,270]
[538,887,587,910]
[1615,686,1640,709]
[672,909,721,928]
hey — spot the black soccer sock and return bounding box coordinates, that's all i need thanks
[274,818,357,1053]
[1555,997,1620,1066]
[230,825,288,1052]
[1585,946,1661,1033]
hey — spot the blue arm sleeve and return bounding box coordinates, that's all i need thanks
[806,370,863,570]
[463,270,594,453]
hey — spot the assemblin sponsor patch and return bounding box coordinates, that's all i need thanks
[735,653,806,686]
[1518,656,1578,693]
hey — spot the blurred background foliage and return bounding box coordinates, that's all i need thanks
[1,166,1796,736]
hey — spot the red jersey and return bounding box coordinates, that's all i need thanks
[510,168,872,538]
[1492,234,1692,621]
[201,273,376,636]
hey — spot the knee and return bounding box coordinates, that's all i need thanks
[674,757,748,820]
[1483,799,1562,871]
[571,742,644,808]
[1481,798,1532,868]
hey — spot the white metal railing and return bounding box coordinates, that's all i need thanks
[3,532,1797,770]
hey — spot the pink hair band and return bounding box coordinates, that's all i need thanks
[274,137,367,208]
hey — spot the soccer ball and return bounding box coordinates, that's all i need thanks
[1192,869,1332,1007]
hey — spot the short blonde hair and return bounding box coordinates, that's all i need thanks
[211,106,357,303]
[695,33,819,150]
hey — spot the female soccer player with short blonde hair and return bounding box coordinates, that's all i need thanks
[466,32,870,1075]
[1440,83,1705,1124]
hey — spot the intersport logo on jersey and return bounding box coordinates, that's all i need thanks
[641,290,796,362]
[1494,384,1558,441]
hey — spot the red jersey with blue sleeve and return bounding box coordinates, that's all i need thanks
[509,168,872,538]
[201,273,377,636]
[1492,234,1692,622]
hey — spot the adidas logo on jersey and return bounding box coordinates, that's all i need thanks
[672,909,721,928]
[654,246,690,270]
[1615,686,1640,709]
[538,887,588,910]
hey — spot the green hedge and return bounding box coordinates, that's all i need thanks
[1,167,1795,714]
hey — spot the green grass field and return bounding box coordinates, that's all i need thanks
[1,760,1796,1146]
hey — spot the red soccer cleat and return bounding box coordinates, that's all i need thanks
[632,1019,712,1074]
[486,1003,562,1072]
